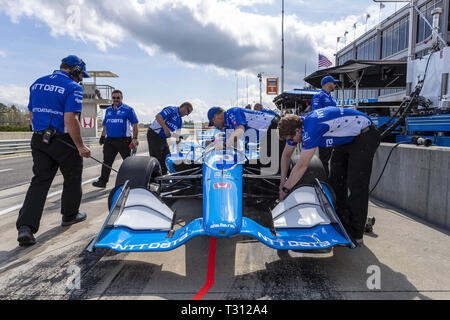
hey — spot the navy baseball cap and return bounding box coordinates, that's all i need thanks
[62,55,91,78]
[321,76,339,86]
[207,107,224,126]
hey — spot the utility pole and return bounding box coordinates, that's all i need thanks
[257,72,263,105]
[235,73,239,107]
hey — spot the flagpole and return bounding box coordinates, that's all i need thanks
[246,76,249,105]
[304,63,306,88]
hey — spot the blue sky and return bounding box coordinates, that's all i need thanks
[0,0,399,123]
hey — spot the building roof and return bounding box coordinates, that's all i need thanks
[87,71,119,78]
[304,59,407,89]
[273,89,320,111]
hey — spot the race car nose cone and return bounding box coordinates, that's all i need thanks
[205,221,241,238]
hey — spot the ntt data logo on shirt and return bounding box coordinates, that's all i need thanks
[31,83,65,95]
[32,108,64,117]
[302,131,310,142]
[316,110,325,119]
[106,119,124,124]
[326,139,334,147]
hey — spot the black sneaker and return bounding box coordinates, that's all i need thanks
[365,216,376,233]
[355,238,364,247]
[17,226,36,247]
[62,212,87,227]
[92,180,107,188]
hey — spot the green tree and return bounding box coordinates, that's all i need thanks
[0,103,29,127]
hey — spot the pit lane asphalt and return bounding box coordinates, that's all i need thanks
[0,140,449,300]
[0,141,149,191]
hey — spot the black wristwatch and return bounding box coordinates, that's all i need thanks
[282,186,291,194]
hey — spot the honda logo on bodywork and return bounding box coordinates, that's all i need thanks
[213,183,232,190]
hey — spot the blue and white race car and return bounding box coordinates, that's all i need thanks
[87,132,355,253]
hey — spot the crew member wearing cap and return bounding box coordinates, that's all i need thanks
[207,107,283,171]
[147,102,193,174]
[17,55,92,247]
[311,76,340,177]
[207,106,275,145]
[277,107,380,245]
[92,90,139,188]
[254,103,278,117]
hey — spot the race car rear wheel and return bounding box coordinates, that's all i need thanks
[291,155,328,185]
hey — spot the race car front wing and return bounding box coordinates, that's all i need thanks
[87,179,355,253]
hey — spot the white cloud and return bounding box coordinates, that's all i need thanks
[0,0,126,52]
[223,0,275,7]
[0,50,6,58]
[0,0,398,93]
[0,85,29,107]
[127,97,212,124]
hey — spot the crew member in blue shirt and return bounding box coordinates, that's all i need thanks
[207,106,284,171]
[311,75,340,177]
[17,55,92,247]
[147,102,193,174]
[277,107,380,245]
[253,103,278,117]
[207,106,276,145]
[92,90,139,188]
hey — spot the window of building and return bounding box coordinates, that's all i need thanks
[448,3,450,31]
[380,88,404,96]
[338,50,354,65]
[336,90,355,101]
[357,36,377,60]
[416,0,444,43]
[382,16,409,58]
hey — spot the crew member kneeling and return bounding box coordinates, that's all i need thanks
[278,107,380,245]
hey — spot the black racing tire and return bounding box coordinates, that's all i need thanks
[115,156,162,189]
[320,181,337,205]
[108,156,162,211]
[291,155,328,186]
[107,185,123,211]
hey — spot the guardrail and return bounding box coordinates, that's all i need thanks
[0,135,146,156]
[0,137,102,155]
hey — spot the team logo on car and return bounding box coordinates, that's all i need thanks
[213,183,232,190]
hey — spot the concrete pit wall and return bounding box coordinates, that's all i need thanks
[370,143,450,230]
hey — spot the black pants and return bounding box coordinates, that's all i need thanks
[329,127,381,240]
[98,137,132,183]
[319,147,332,178]
[16,133,83,233]
[147,129,170,175]
[259,117,285,173]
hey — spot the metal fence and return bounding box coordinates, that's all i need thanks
[0,134,148,156]
[0,137,100,156]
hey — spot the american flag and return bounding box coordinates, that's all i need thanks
[318,54,333,68]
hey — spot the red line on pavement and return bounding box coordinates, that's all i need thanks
[192,237,217,300]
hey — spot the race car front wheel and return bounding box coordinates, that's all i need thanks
[108,156,162,210]
[115,156,162,189]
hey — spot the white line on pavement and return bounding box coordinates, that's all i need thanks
[0,152,149,217]
[0,177,99,217]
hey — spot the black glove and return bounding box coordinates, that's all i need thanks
[99,136,106,145]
